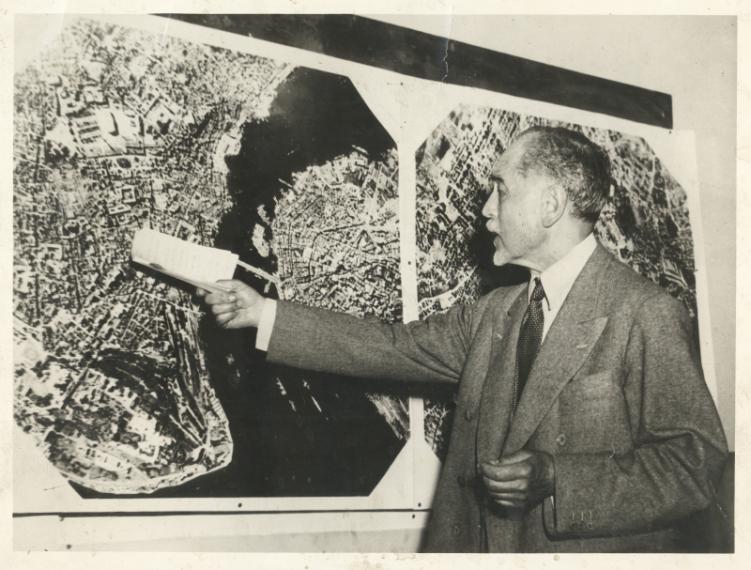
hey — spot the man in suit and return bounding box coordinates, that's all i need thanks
[198,126,727,552]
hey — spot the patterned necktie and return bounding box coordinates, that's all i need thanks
[516,277,546,405]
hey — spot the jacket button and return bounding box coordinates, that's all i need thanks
[556,433,567,447]
[464,408,474,421]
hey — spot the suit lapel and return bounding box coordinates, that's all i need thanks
[476,285,526,464]
[502,245,612,455]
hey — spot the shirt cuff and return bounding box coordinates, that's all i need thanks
[254,298,278,352]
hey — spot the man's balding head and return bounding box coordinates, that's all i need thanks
[513,126,611,224]
[482,126,612,270]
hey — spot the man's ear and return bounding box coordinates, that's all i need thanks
[541,184,567,228]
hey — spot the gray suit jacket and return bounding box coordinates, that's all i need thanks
[266,244,728,552]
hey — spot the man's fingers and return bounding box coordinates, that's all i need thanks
[482,475,529,493]
[487,490,526,501]
[211,302,238,316]
[498,450,533,465]
[492,497,525,508]
[481,460,531,481]
[204,291,236,305]
[216,312,237,326]
[495,501,523,509]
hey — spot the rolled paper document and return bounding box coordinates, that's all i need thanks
[131,228,237,293]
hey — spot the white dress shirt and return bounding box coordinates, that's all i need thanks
[255,295,278,351]
[530,232,597,342]
[255,233,598,351]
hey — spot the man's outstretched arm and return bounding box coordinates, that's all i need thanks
[198,279,486,385]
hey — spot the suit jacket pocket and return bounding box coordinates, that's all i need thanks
[557,371,631,452]
[562,371,617,401]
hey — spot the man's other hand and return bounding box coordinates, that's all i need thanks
[196,279,265,329]
[481,450,555,510]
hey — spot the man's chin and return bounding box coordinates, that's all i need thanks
[492,249,511,267]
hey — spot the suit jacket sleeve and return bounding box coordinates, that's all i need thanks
[265,296,491,384]
[545,292,728,538]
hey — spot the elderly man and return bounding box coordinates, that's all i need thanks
[199,126,727,552]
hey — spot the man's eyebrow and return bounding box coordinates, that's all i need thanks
[488,174,507,190]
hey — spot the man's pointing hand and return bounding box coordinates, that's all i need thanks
[197,279,265,329]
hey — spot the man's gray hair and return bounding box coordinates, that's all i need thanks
[515,126,612,224]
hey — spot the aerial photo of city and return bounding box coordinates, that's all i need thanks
[193,66,407,498]
[14,17,406,497]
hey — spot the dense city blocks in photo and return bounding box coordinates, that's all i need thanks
[14,19,407,497]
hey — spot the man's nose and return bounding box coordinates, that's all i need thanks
[481,194,495,219]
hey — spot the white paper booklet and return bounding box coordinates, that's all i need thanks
[131,228,237,293]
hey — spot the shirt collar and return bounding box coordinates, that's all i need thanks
[529,233,597,311]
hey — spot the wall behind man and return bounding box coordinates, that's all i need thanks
[373,14,737,450]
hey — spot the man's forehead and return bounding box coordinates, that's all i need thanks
[491,139,526,179]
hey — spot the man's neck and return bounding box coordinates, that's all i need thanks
[528,233,598,339]
[530,232,597,281]
[528,224,595,272]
